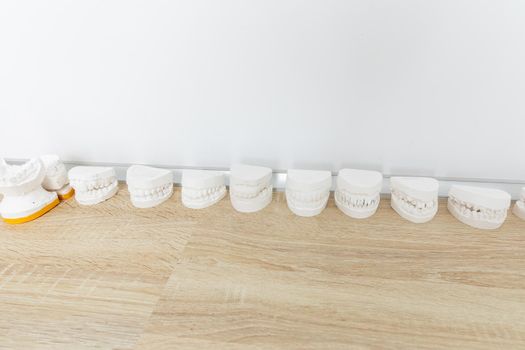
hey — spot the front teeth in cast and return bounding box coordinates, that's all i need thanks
[335,169,383,219]
[181,169,226,209]
[69,166,118,205]
[0,158,59,224]
[286,169,332,217]
[126,165,173,209]
[513,187,525,220]
[390,176,438,223]
[448,185,510,229]
[229,164,273,213]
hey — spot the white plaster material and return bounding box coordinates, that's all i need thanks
[181,170,226,209]
[513,187,525,220]
[229,164,272,213]
[40,154,74,200]
[126,165,173,208]
[390,177,439,223]
[286,169,332,217]
[448,185,511,229]
[335,169,383,219]
[68,166,118,205]
[0,158,59,223]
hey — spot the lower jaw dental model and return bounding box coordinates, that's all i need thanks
[0,158,59,224]
[40,154,74,200]
[229,164,273,213]
[335,168,383,219]
[68,166,118,205]
[181,170,226,209]
[513,187,525,220]
[126,165,173,208]
[286,169,332,217]
[390,177,439,223]
[448,185,511,229]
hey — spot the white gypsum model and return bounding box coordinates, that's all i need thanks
[513,187,525,220]
[40,154,74,200]
[335,169,383,219]
[181,169,226,209]
[286,169,332,217]
[229,164,272,213]
[0,158,59,224]
[126,165,173,208]
[448,185,511,229]
[390,177,439,223]
[68,166,118,205]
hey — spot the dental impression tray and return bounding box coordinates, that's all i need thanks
[286,169,332,217]
[68,166,118,205]
[126,165,173,208]
[390,176,438,223]
[181,169,226,209]
[41,154,74,200]
[448,185,510,229]
[513,187,525,220]
[229,164,272,213]
[0,158,59,224]
[335,169,383,219]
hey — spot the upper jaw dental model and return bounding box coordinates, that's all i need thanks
[126,165,173,208]
[229,164,273,213]
[0,158,59,224]
[286,169,332,217]
[335,168,383,219]
[448,185,511,229]
[181,169,226,209]
[40,154,74,200]
[390,176,439,223]
[513,187,525,220]
[68,166,118,205]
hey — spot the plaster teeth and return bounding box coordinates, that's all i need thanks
[390,177,439,224]
[285,169,331,217]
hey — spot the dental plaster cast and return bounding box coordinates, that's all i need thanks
[335,169,383,219]
[448,185,511,229]
[40,154,74,200]
[390,177,439,223]
[286,169,332,217]
[229,164,272,213]
[513,187,525,220]
[126,165,173,208]
[181,169,226,209]
[0,158,59,224]
[68,166,118,205]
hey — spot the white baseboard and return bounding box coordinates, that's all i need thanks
[5,159,525,199]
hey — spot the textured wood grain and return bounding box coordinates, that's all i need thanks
[1,184,524,349]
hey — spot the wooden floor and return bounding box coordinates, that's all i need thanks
[0,184,524,349]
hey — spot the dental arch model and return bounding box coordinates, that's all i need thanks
[40,154,74,200]
[448,185,511,229]
[286,169,332,217]
[229,164,272,213]
[68,166,118,205]
[0,158,59,224]
[390,176,438,223]
[126,165,173,208]
[181,169,226,209]
[513,187,525,220]
[335,168,383,219]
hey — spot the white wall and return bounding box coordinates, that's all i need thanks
[1,0,524,181]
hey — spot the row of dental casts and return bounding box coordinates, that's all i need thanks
[1,157,524,230]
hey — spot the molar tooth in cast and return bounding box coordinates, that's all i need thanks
[447,185,510,229]
[286,169,331,217]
